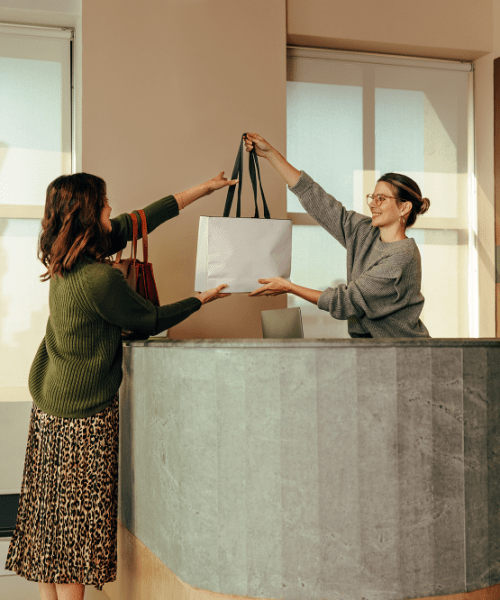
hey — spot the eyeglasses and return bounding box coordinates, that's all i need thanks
[366,193,398,207]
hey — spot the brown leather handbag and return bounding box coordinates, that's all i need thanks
[113,209,160,338]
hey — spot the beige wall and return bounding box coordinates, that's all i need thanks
[287,0,493,61]
[82,0,499,340]
[82,0,288,339]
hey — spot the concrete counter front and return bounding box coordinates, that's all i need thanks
[116,339,500,600]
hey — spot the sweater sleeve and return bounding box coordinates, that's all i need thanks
[289,172,372,248]
[317,252,414,321]
[108,195,179,256]
[82,262,201,335]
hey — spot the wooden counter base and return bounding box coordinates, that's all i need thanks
[104,521,500,600]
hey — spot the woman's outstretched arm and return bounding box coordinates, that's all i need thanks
[248,277,322,306]
[174,171,238,210]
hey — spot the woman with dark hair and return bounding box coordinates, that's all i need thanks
[5,171,235,600]
[244,133,430,338]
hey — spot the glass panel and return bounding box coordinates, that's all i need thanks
[0,219,49,396]
[286,81,363,213]
[0,32,71,401]
[407,228,469,337]
[289,225,349,338]
[375,88,425,175]
[374,65,469,223]
[0,34,71,207]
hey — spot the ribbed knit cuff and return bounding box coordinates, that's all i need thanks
[317,288,334,312]
[288,171,313,196]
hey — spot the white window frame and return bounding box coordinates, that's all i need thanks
[0,22,74,406]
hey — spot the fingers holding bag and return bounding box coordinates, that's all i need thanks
[243,133,273,158]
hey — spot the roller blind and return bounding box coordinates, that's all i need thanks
[287,47,473,339]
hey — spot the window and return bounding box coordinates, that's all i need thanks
[287,47,474,338]
[0,23,73,402]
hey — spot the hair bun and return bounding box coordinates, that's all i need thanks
[419,197,430,215]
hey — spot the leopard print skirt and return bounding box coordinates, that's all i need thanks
[4,395,119,590]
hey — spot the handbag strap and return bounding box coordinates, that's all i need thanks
[137,209,149,264]
[130,211,140,260]
[114,210,139,263]
[223,134,271,219]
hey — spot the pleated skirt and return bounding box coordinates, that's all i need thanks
[4,395,119,590]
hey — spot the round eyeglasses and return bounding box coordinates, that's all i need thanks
[366,193,398,207]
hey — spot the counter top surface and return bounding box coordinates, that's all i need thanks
[125,337,500,348]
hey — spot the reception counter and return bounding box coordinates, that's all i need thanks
[115,338,500,600]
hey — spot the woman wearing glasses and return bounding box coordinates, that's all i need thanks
[244,133,430,338]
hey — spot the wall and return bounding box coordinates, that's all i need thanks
[287,0,493,61]
[82,0,288,340]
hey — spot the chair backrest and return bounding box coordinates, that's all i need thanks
[261,307,304,339]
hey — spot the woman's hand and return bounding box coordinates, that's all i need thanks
[204,172,239,196]
[248,277,292,297]
[175,172,238,210]
[197,284,231,304]
[243,133,301,187]
[244,133,274,159]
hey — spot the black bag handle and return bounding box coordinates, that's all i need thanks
[223,133,271,219]
[248,145,271,219]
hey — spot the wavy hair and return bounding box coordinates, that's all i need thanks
[378,173,430,228]
[39,173,110,280]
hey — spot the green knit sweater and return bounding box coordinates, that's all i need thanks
[28,195,202,419]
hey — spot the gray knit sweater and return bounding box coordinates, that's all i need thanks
[289,172,430,338]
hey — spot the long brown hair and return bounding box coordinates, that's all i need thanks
[39,173,110,280]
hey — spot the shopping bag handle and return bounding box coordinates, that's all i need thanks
[223,134,271,219]
[248,145,270,219]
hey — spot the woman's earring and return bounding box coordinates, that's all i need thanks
[399,215,406,227]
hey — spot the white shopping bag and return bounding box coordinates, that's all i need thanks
[195,215,292,293]
[194,134,292,293]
